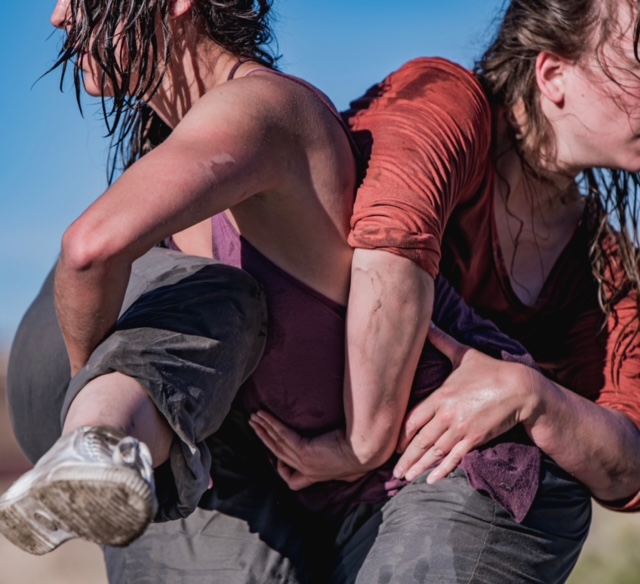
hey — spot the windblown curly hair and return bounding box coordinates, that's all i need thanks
[476,0,640,381]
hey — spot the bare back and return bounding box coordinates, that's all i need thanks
[172,67,357,305]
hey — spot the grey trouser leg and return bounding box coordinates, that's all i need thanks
[7,247,267,520]
[7,262,70,463]
[332,457,591,584]
[8,249,324,583]
[104,406,333,584]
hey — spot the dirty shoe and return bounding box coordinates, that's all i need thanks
[0,426,157,555]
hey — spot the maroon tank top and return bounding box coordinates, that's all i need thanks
[173,64,541,523]
[211,212,541,524]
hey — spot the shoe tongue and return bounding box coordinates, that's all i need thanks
[80,426,128,461]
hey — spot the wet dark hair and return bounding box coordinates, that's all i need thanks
[52,0,278,181]
[476,0,640,382]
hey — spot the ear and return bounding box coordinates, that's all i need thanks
[535,51,567,107]
[169,0,194,18]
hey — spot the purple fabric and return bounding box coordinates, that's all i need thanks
[212,213,542,523]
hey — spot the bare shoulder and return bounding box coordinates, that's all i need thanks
[176,70,345,148]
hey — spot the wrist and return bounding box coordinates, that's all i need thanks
[518,366,549,430]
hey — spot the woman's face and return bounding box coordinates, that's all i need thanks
[51,0,108,97]
[559,2,640,172]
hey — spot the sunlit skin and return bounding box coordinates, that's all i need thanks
[248,0,640,508]
[50,0,430,482]
[540,2,640,175]
[51,0,105,97]
[47,0,640,508]
[51,0,160,100]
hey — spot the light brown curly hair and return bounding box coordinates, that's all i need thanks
[476,0,640,382]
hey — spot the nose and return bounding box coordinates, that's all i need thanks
[51,0,70,29]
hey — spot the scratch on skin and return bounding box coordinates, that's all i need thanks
[201,153,237,179]
[357,275,383,361]
[211,153,236,165]
[370,275,383,316]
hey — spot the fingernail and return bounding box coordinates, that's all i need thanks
[405,469,416,482]
[393,465,404,479]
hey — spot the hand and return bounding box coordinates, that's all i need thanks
[249,411,368,490]
[393,324,537,484]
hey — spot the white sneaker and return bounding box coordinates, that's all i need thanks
[0,426,157,555]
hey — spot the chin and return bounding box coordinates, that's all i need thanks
[82,77,115,99]
[82,83,102,97]
[615,155,640,174]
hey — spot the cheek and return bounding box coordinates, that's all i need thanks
[79,55,115,98]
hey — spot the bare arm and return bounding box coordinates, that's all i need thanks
[526,371,640,503]
[342,249,434,467]
[56,86,290,375]
[252,60,493,485]
[251,249,434,487]
[394,326,640,503]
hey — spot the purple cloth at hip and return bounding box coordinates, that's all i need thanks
[211,211,542,523]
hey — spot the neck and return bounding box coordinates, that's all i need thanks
[495,112,581,220]
[148,39,247,129]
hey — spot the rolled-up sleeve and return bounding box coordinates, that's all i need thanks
[344,57,492,278]
[595,238,640,512]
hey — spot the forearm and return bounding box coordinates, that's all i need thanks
[526,371,640,503]
[344,249,435,468]
[55,243,132,376]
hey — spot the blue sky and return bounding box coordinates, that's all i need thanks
[0,0,507,349]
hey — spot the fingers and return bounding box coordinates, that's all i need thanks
[250,413,320,490]
[276,460,315,491]
[396,399,436,453]
[425,440,471,484]
[393,416,449,480]
[393,419,474,483]
[428,324,468,366]
[249,413,282,456]
[249,411,302,467]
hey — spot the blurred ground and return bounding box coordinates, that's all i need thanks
[0,353,108,584]
[0,353,638,583]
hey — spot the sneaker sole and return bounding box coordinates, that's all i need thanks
[0,464,155,555]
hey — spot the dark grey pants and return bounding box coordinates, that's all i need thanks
[7,247,591,583]
[103,432,591,584]
[8,247,268,521]
[332,461,591,584]
[8,247,324,583]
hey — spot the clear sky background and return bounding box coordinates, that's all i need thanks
[0,0,508,349]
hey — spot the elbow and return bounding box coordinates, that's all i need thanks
[349,430,398,469]
[59,219,126,274]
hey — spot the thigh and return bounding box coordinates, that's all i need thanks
[62,246,268,432]
[7,263,69,462]
[334,458,591,584]
[104,508,302,584]
[105,472,326,584]
[7,247,266,466]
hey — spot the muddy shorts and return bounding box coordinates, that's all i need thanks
[8,246,267,521]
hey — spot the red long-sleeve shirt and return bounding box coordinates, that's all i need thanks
[345,57,640,511]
